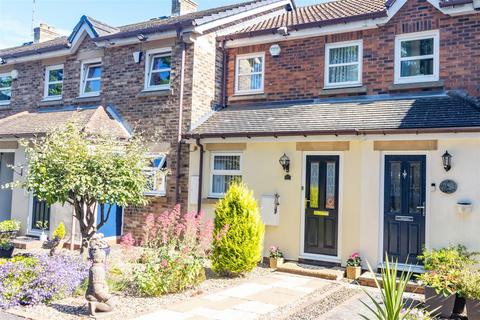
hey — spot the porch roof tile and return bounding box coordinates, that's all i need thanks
[186,93,480,138]
[0,106,130,138]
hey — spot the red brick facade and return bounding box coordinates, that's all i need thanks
[226,0,480,103]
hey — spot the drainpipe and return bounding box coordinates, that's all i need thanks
[175,29,186,204]
[220,40,228,109]
[195,138,204,214]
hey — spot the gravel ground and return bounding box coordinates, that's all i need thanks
[6,266,273,320]
[5,247,274,320]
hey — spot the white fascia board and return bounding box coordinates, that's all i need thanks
[1,49,71,66]
[185,132,480,144]
[96,30,179,47]
[70,24,99,51]
[225,18,383,48]
[194,0,293,34]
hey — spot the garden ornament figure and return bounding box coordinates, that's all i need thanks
[86,234,115,316]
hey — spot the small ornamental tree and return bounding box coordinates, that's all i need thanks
[11,122,150,252]
[211,182,265,276]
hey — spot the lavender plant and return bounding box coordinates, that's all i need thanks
[0,254,88,308]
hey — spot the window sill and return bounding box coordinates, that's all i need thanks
[38,99,64,107]
[203,197,222,204]
[389,80,444,91]
[229,93,267,102]
[137,89,171,98]
[0,102,11,110]
[73,95,102,103]
[319,85,367,96]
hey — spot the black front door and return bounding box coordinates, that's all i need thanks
[384,155,426,265]
[304,155,339,256]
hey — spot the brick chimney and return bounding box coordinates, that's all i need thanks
[34,23,60,43]
[171,0,198,16]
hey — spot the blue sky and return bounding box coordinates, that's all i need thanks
[0,0,320,49]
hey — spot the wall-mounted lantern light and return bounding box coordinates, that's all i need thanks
[10,69,19,80]
[442,150,452,172]
[133,51,142,64]
[279,153,291,180]
[269,44,281,57]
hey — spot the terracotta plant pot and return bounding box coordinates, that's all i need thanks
[346,266,362,280]
[269,257,284,269]
[424,286,456,318]
[0,246,14,259]
[466,298,480,320]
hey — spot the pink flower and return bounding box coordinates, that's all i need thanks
[160,259,168,268]
[269,245,278,252]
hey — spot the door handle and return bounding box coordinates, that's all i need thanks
[416,205,425,217]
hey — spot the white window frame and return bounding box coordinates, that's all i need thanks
[209,152,243,198]
[80,58,102,97]
[324,40,363,89]
[394,30,440,84]
[144,154,167,197]
[144,48,172,91]
[43,64,64,100]
[0,73,12,105]
[235,52,265,95]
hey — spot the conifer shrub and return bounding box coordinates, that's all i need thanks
[211,182,265,276]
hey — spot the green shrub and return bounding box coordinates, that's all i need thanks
[0,219,20,232]
[211,182,265,276]
[459,271,480,300]
[52,222,66,240]
[417,245,476,296]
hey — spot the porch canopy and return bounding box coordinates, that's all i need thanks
[185,92,480,139]
[0,106,130,139]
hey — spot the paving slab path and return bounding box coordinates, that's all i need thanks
[132,272,336,320]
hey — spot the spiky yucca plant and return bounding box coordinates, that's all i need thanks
[360,255,414,320]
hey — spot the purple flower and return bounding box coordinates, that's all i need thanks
[0,254,88,308]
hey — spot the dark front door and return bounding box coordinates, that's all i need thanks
[384,155,426,265]
[304,155,339,256]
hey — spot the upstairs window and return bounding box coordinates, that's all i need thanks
[44,65,64,99]
[395,30,439,84]
[81,59,102,96]
[145,48,172,91]
[209,153,242,198]
[325,40,363,88]
[235,53,264,95]
[0,74,12,105]
[144,155,167,196]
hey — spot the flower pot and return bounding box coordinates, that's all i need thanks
[453,295,466,315]
[466,298,480,320]
[39,232,48,242]
[89,247,111,260]
[0,246,14,258]
[424,286,456,318]
[346,266,362,280]
[269,257,284,269]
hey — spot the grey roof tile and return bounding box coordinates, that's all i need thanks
[0,106,129,138]
[187,94,480,137]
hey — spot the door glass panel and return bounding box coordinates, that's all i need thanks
[325,161,336,209]
[309,162,319,208]
[409,161,422,214]
[389,161,402,213]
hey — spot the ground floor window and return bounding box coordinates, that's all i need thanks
[144,154,167,196]
[209,153,242,198]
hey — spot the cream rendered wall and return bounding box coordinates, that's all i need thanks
[187,136,480,267]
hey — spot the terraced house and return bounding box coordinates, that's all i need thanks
[185,0,480,268]
[0,0,294,241]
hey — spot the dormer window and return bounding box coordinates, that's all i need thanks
[145,48,172,91]
[0,73,12,105]
[235,53,264,95]
[44,64,63,100]
[395,30,439,84]
[325,40,363,88]
[80,59,102,96]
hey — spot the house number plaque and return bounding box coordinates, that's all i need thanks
[439,179,457,194]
